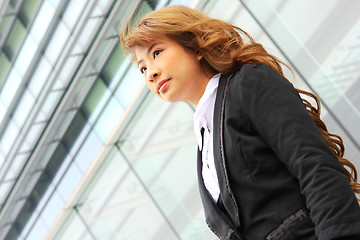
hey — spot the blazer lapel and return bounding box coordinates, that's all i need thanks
[196,74,244,239]
[197,149,243,239]
[212,74,242,229]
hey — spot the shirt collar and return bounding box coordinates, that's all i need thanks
[194,73,221,150]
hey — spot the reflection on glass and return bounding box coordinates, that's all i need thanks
[0,53,11,87]
[82,77,110,123]
[0,69,21,107]
[14,35,38,77]
[13,90,35,127]
[19,0,43,26]
[45,21,70,64]
[116,93,215,239]
[0,98,7,124]
[0,119,19,154]
[29,0,55,44]
[0,181,14,205]
[25,218,48,240]
[40,90,62,120]
[93,97,124,142]
[74,130,103,174]
[30,191,66,239]
[4,19,26,59]
[28,58,52,97]
[47,210,93,240]
[56,161,84,201]
[77,17,101,50]
[114,66,143,108]
[75,150,179,239]
[62,0,88,30]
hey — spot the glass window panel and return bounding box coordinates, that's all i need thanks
[101,46,126,85]
[116,93,215,239]
[47,210,93,240]
[24,122,46,148]
[93,97,124,142]
[169,0,193,6]
[0,68,22,107]
[19,205,41,239]
[60,110,86,152]
[0,53,11,87]
[114,66,143,108]
[75,150,179,239]
[44,143,67,178]
[45,21,70,64]
[19,0,43,26]
[74,130,102,174]
[39,191,65,229]
[57,55,81,89]
[62,0,87,30]
[0,9,13,39]
[81,77,110,123]
[4,19,27,60]
[4,164,20,181]
[18,137,31,154]
[33,109,48,123]
[57,162,83,201]
[0,119,19,154]
[47,0,61,8]
[0,181,14,205]
[24,217,48,240]
[68,121,91,157]
[0,99,6,124]
[9,199,26,220]
[28,58,52,97]
[9,153,28,180]
[40,90,62,120]
[89,38,114,71]
[77,17,102,49]
[91,4,105,17]
[70,42,84,55]
[29,0,55,44]
[13,90,35,127]
[21,171,41,198]
[97,0,112,11]
[14,35,38,77]
[0,149,4,164]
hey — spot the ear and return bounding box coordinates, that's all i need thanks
[197,54,203,61]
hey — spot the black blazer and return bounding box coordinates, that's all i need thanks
[197,63,360,240]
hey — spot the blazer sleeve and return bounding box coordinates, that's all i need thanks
[236,63,360,240]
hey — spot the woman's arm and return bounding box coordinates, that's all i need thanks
[237,62,360,239]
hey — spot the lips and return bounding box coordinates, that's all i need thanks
[156,79,170,93]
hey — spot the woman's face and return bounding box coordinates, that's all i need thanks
[134,36,211,106]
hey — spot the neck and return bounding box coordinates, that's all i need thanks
[190,72,217,107]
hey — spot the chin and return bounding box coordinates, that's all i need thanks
[161,96,179,103]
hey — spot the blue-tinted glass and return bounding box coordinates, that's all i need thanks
[93,97,125,142]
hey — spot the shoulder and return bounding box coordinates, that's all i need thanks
[231,62,289,89]
[224,62,294,100]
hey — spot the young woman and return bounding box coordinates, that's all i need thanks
[120,5,360,240]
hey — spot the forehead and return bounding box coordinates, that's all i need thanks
[134,44,150,58]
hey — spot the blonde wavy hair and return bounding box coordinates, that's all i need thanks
[120,5,360,197]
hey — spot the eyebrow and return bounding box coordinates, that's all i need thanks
[137,43,158,68]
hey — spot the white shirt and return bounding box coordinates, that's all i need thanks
[194,73,221,202]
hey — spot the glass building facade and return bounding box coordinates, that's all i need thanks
[0,0,359,239]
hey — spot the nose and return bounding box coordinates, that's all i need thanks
[146,66,160,83]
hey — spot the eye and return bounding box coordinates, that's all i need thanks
[153,50,162,58]
[140,66,147,74]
